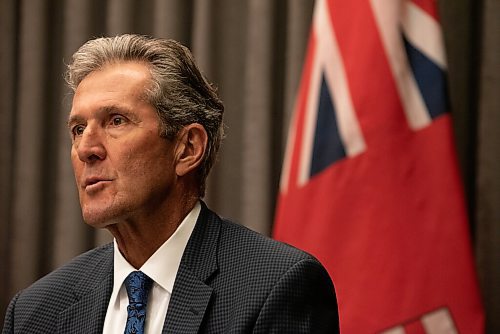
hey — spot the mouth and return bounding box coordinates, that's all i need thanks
[83,177,113,192]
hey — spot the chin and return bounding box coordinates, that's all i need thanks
[81,207,122,229]
[80,195,130,228]
[83,215,114,229]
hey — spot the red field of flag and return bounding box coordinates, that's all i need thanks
[273,0,484,332]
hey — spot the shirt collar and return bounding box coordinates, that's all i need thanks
[112,201,201,294]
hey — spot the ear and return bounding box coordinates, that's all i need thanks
[174,123,208,177]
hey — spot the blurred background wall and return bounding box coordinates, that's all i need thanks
[0,0,498,332]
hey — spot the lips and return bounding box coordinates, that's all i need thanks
[82,176,113,191]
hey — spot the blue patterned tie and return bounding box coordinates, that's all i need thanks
[124,271,153,334]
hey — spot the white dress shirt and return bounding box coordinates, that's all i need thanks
[102,202,200,334]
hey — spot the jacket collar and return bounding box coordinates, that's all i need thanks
[162,201,220,333]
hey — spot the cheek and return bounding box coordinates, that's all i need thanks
[119,139,172,179]
[136,147,170,179]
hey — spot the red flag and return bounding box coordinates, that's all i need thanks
[273,0,485,333]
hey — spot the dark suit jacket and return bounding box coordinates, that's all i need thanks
[3,203,339,333]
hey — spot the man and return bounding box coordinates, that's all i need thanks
[3,34,338,333]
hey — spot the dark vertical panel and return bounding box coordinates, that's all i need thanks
[10,0,48,296]
[441,0,500,332]
[476,0,500,331]
[200,0,249,223]
[106,0,135,35]
[282,0,314,135]
[438,0,480,230]
[269,0,288,227]
[153,0,194,45]
[132,0,155,34]
[0,0,21,317]
[39,0,65,277]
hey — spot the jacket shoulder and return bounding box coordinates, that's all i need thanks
[6,243,113,328]
[218,217,316,266]
[23,243,113,296]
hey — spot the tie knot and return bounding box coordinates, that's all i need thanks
[124,271,153,305]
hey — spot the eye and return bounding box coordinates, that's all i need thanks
[110,115,126,126]
[71,125,86,137]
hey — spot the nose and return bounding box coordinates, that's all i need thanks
[75,126,107,163]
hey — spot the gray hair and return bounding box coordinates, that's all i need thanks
[66,34,224,197]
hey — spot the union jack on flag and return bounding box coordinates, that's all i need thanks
[273,0,484,333]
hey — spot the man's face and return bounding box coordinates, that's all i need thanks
[69,61,177,228]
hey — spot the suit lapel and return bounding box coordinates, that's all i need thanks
[162,202,220,334]
[161,269,213,333]
[57,245,114,333]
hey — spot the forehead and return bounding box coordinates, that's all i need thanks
[70,61,152,114]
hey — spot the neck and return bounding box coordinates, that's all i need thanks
[107,193,199,269]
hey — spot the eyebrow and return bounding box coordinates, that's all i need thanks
[67,114,84,129]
